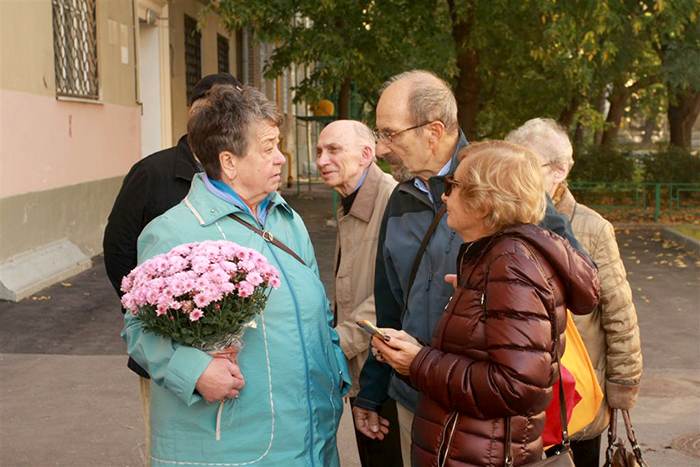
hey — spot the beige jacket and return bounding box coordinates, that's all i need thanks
[555,185,643,439]
[333,163,397,398]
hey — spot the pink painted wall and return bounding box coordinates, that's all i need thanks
[1,89,141,198]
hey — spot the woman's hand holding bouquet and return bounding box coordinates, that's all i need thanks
[121,240,280,403]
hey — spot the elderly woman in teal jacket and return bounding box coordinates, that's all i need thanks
[122,84,350,466]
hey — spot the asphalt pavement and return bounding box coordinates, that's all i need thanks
[1,184,698,466]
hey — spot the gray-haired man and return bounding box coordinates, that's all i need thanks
[317,120,402,466]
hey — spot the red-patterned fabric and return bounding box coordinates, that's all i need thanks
[542,363,582,446]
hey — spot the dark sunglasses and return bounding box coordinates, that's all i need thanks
[444,176,461,196]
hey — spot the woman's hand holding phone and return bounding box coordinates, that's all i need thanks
[369,328,423,376]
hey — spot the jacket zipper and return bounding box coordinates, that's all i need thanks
[437,411,459,467]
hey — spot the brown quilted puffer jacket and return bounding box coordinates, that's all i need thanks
[409,223,600,467]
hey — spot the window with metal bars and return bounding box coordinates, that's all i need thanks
[52,0,99,99]
[184,14,201,104]
[217,34,230,74]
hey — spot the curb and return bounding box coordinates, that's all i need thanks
[660,227,700,254]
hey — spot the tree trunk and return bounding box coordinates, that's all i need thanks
[449,0,480,141]
[641,117,656,145]
[573,122,584,150]
[454,50,481,141]
[338,77,351,120]
[601,86,629,147]
[593,92,606,146]
[559,97,580,129]
[668,88,700,149]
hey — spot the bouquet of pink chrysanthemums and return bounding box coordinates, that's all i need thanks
[121,240,280,352]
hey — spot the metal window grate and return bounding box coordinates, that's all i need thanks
[217,34,229,74]
[184,14,201,104]
[52,0,99,99]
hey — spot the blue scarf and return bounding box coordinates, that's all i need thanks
[202,174,273,226]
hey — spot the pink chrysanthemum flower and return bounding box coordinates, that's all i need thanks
[189,309,204,321]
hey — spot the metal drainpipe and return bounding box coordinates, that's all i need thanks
[293,65,301,195]
[275,40,293,188]
[131,0,141,107]
[241,29,249,83]
[305,76,312,192]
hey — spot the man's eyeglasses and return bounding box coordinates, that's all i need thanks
[444,176,461,196]
[373,122,432,144]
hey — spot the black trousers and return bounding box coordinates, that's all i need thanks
[350,397,404,467]
[546,435,602,467]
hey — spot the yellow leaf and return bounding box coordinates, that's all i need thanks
[61,282,72,287]
[646,276,654,280]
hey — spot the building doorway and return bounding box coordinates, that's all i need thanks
[139,20,163,158]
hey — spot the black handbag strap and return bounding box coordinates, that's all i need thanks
[404,203,446,311]
[228,214,306,266]
[505,245,569,467]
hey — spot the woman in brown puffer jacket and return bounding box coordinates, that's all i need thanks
[506,118,642,467]
[373,141,600,467]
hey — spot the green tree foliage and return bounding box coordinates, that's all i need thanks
[568,146,637,182]
[213,0,700,148]
[213,0,454,119]
[642,146,700,182]
[649,0,700,148]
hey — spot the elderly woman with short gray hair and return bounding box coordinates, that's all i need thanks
[506,118,643,467]
[123,84,350,466]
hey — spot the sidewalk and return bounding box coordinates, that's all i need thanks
[1,185,698,466]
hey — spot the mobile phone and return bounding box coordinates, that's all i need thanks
[356,319,389,341]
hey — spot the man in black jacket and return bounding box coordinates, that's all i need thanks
[352,70,586,467]
[103,73,242,461]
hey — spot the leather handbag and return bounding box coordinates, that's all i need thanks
[603,409,650,467]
